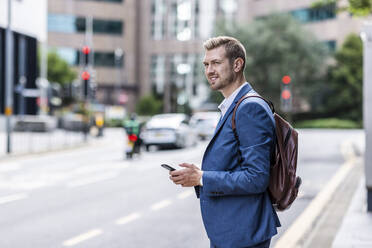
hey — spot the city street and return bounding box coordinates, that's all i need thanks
[0,128,364,248]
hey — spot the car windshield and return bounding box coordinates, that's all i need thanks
[146,114,186,129]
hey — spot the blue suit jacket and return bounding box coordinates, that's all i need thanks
[196,83,281,247]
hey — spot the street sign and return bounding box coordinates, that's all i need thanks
[22,89,40,98]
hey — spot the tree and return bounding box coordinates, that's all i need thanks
[214,14,329,112]
[323,34,363,122]
[314,0,372,16]
[47,51,77,86]
[136,94,163,116]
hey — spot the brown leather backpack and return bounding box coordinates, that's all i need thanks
[232,94,301,211]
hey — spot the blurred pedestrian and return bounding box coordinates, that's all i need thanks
[169,36,280,248]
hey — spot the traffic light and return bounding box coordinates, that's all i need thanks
[281,75,292,112]
[81,71,90,97]
[81,45,91,99]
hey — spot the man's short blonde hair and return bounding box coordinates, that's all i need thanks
[203,36,246,72]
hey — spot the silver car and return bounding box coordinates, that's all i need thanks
[190,112,220,140]
[141,113,197,150]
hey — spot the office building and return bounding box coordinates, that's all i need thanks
[0,0,47,115]
[48,0,135,107]
[48,0,237,112]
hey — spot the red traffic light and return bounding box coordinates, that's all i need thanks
[282,75,291,84]
[81,71,90,81]
[82,46,91,55]
[281,89,291,100]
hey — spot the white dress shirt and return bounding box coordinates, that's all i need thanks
[218,82,249,118]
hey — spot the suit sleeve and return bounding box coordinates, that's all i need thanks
[201,101,275,196]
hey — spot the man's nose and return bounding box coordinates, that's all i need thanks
[206,65,214,74]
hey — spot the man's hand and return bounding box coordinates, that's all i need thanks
[169,163,203,187]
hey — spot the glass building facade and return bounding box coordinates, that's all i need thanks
[53,47,124,68]
[48,14,123,35]
[151,0,200,40]
[290,3,336,23]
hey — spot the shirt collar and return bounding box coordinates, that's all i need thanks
[218,82,248,118]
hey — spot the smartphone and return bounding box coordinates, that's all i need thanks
[161,164,176,171]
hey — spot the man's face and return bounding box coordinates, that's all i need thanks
[203,46,235,91]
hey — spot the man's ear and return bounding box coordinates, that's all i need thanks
[233,58,244,73]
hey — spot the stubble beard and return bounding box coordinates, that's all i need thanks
[210,69,236,92]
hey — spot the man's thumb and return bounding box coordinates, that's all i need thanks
[179,163,191,168]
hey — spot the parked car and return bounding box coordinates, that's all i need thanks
[141,113,197,150]
[190,112,220,140]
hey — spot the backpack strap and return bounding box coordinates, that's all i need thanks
[232,94,275,164]
[232,95,275,130]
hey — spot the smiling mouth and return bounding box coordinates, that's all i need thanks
[209,76,218,82]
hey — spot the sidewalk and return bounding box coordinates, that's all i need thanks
[304,156,372,248]
[275,137,371,248]
[332,178,372,248]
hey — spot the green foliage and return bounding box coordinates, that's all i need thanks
[294,118,361,129]
[349,0,372,15]
[136,94,163,116]
[323,34,363,122]
[47,51,77,86]
[313,0,372,16]
[215,14,328,111]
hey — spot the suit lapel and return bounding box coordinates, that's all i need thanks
[206,83,253,151]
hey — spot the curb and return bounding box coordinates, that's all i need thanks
[274,140,358,248]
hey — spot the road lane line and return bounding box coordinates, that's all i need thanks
[177,190,193,199]
[63,229,103,247]
[67,172,117,187]
[275,140,359,248]
[116,212,142,225]
[150,199,172,211]
[0,193,27,205]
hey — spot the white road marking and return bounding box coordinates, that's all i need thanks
[0,193,27,205]
[150,199,172,211]
[67,172,118,187]
[63,229,103,247]
[116,212,142,225]
[177,190,193,199]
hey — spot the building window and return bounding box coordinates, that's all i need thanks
[93,18,123,35]
[48,14,85,33]
[152,0,200,40]
[52,47,124,68]
[94,51,124,67]
[48,14,123,35]
[150,55,166,94]
[290,4,336,23]
[151,0,167,40]
[324,40,336,52]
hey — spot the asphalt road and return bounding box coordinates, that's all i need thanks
[0,128,364,248]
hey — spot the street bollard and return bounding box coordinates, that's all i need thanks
[361,22,372,212]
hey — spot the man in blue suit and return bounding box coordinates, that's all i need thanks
[170,36,280,248]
